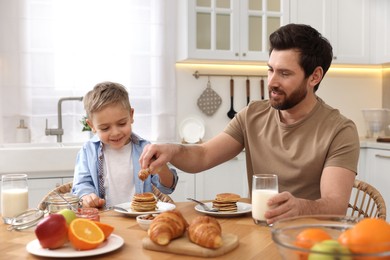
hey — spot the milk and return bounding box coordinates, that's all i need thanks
[1,188,28,218]
[252,189,278,221]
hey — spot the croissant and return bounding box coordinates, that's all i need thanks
[148,210,188,245]
[188,215,223,249]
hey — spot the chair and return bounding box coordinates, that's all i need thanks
[347,179,387,220]
[38,181,174,210]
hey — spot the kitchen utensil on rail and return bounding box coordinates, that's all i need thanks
[227,78,237,119]
[246,78,250,105]
[197,79,222,116]
[260,78,265,100]
[187,198,219,212]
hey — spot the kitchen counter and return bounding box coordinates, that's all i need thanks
[360,138,390,150]
[0,201,281,259]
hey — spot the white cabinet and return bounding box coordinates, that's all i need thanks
[290,0,370,64]
[170,152,248,202]
[195,152,248,200]
[362,148,390,220]
[177,0,290,63]
[370,0,390,64]
[170,170,196,202]
[28,176,74,210]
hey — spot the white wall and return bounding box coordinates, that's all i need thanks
[175,63,382,142]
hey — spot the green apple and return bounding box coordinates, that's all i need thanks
[308,239,352,260]
[58,208,77,226]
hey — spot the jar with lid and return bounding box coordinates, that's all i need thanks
[44,193,81,214]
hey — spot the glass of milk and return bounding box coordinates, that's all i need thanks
[1,174,28,224]
[252,174,278,225]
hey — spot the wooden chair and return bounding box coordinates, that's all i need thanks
[347,179,387,220]
[38,181,174,210]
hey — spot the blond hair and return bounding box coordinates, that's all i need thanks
[84,81,131,118]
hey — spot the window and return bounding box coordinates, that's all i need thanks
[0,0,176,143]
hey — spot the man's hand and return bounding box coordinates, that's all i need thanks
[264,191,302,224]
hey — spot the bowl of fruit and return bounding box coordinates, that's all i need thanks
[271,215,390,259]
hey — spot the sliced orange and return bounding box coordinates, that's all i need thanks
[93,221,114,240]
[68,218,105,250]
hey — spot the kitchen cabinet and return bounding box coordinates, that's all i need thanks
[195,152,248,200]
[290,0,370,64]
[176,0,290,63]
[360,148,390,220]
[170,152,248,202]
[169,170,196,202]
[28,176,74,210]
[370,0,390,64]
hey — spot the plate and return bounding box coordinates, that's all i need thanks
[194,202,252,217]
[26,234,124,258]
[179,117,205,143]
[114,201,176,216]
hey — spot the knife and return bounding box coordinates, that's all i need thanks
[246,78,250,105]
[260,78,264,100]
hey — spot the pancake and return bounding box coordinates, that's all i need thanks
[214,193,241,202]
[212,193,241,212]
[131,192,157,212]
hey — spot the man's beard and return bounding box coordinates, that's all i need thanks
[269,82,308,110]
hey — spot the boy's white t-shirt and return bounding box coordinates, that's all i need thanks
[103,142,135,207]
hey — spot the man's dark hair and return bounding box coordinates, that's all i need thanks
[269,24,333,91]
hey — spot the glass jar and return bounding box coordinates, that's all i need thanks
[76,208,100,221]
[44,193,81,214]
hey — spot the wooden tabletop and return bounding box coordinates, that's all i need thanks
[1,201,281,259]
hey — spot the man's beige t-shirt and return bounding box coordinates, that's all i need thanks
[224,97,360,200]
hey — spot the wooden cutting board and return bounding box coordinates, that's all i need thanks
[142,233,239,258]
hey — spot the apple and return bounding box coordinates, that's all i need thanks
[35,214,68,249]
[58,209,76,226]
[308,239,352,260]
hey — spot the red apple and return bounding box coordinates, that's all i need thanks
[35,213,68,249]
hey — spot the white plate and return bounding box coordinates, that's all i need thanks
[26,234,124,258]
[194,202,252,217]
[114,201,176,216]
[179,117,205,143]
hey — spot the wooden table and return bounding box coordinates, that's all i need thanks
[1,201,281,259]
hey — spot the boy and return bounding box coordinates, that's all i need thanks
[72,81,178,208]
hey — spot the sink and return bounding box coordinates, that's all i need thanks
[0,143,82,174]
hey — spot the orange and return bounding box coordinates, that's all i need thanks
[294,228,332,260]
[295,228,332,249]
[346,218,390,255]
[68,218,105,250]
[93,221,114,240]
[337,228,352,247]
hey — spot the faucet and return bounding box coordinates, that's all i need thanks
[45,96,83,142]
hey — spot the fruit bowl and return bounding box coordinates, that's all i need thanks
[271,215,390,259]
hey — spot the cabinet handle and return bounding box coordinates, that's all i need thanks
[235,53,239,56]
[242,53,246,57]
[333,56,337,60]
[375,154,390,159]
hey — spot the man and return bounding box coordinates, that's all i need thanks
[140,24,360,224]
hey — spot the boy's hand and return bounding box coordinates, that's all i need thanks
[81,193,105,208]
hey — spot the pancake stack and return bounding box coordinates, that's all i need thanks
[131,192,157,212]
[212,193,241,212]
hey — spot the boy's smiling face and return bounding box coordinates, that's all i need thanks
[87,103,134,149]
